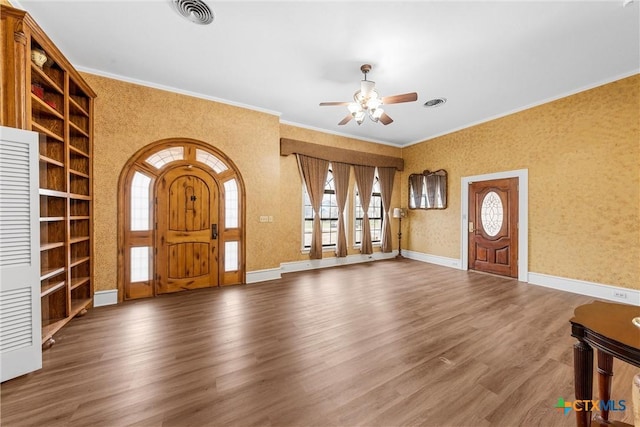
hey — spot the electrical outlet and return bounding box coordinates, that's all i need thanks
[259,216,268,223]
[612,290,628,300]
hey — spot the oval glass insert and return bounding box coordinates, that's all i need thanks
[481,191,503,236]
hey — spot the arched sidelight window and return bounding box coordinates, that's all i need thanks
[118,139,245,301]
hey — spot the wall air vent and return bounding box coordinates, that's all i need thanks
[171,0,214,25]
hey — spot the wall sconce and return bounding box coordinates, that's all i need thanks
[392,208,406,259]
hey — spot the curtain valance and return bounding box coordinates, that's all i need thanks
[280,138,404,171]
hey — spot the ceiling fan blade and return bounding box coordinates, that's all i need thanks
[338,114,353,125]
[381,92,418,105]
[320,101,351,107]
[379,112,393,125]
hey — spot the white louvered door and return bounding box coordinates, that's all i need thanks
[0,126,42,382]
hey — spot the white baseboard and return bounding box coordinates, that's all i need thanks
[246,252,396,284]
[246,268,282,283]
[403,250,462,269]
[399,250,639,306]
[94,262,639,307]
[93,290,118,307]
[280,251,397,274]
[528,272,640,306]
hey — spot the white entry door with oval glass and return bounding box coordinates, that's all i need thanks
[468,178,519,278]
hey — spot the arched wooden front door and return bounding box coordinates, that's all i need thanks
[156,166,219,294]
[118,139,245,301]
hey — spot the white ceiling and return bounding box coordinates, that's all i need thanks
[14,0,640,146]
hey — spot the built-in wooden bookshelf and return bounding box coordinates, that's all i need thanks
[1,4,96,347]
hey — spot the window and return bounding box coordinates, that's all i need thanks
[130,246,151,282]
[145,147,184,169]
[196,149,228,173]
[303,168,338,249]
[355,175,383,245]
[224,179,238,228]
[130,171,152,231]
[225,241,239,271]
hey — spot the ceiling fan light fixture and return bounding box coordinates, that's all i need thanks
[366,97,382,110]
[319,64,418,126]
[371,107,384,121]
[360,80,376,98]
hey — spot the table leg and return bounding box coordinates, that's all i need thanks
[574,339,593,427]
[596,350,613,421]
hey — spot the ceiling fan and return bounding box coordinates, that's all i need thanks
[320,64,418,126]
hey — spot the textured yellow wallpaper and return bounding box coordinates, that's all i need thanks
[86,71,638,292]
[402,75,639,289]
[85,74,405,292]
[84,73,283,291]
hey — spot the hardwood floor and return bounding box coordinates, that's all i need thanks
[1,260,637,426]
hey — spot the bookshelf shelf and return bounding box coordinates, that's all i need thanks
[1,4,96,347]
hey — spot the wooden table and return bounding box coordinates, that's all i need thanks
[570,301,640,427]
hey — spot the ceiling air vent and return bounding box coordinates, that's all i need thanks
[171,0,214,25]
[424,98,447,108]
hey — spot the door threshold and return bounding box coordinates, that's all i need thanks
[468,269,518,281]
